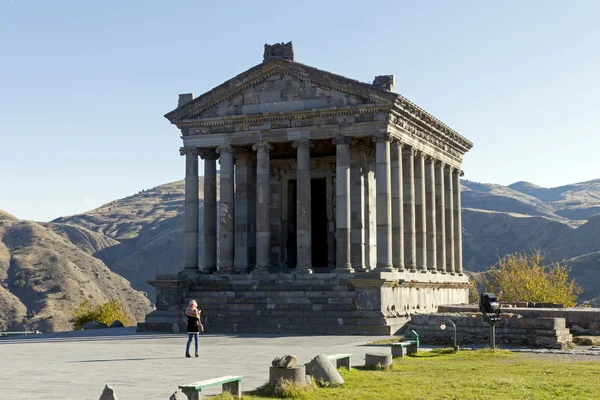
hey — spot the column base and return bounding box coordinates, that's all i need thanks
[334,265,355,273]
[376,263,395,272]
[393,264,405,272]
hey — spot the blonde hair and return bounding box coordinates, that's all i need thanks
[189,300,197,307]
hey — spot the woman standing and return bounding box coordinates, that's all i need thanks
[184,300,202,358]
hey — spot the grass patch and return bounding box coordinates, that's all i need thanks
[241,349,600,399]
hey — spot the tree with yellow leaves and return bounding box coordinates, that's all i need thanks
[481,250,583,307]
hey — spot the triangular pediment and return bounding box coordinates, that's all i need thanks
[165,58,398,124]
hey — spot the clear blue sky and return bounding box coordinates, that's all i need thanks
[1,0,599,222]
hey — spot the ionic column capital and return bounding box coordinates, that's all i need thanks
[402,146,417,157]
[391,138,405,148]
[372,133,392,143]
[199,150,219,160]
[415,149,428,159]
[252,142,273,152]
[292,139,314,149]
[332,135,351,145]
[216,144,234,154]
[436,160,446,168]
[179,146,199,156]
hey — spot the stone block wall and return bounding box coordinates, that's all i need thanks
[407,313,573,349]
[439,305,600,334]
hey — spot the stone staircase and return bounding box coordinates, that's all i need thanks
[140,273,408,335]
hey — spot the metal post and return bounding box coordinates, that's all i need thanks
[490,323,496,349]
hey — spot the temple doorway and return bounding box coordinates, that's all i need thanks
[286,178,329,269]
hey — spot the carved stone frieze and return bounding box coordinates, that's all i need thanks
[263,42,295,62]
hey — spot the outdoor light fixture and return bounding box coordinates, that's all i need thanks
[479,292,502,349]
[440,319,459,352]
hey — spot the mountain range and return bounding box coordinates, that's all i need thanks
[1,178,599,331]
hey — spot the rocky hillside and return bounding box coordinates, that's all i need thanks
[0,210,152,332]
[463,179,600,300]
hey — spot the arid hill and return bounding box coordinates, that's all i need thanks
[0,210,152,332]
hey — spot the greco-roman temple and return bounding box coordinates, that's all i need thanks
[139,42,473,335]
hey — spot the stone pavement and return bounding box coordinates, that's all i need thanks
[0,327,391,399]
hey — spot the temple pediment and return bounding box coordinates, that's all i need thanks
[165,58,399,124]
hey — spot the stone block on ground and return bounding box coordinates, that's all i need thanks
[304,354,344,384]
[269,365,306,385]
[365,353,392,369]
[98,384,119,400]
[84,321,109,330]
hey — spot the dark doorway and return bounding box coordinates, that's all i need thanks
[311,178,328,269]
[286,178,329,269]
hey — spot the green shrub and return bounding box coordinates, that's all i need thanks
[72,298,134,330]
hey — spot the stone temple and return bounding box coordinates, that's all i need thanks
[139,42,473,335]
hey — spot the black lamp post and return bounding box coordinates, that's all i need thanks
[440,319,459,352]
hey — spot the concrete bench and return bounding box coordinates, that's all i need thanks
[327,353,352,370]
[391,330,419,358]
[179,375,242,400]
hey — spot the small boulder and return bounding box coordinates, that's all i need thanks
[305,354,344,384]
[84,321,109,330]
[109,320,124,328]
[98,384,119,400]
[271,354,297,368]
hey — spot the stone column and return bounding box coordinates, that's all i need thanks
[253,142,273,272]
[364,161,377,270]
[390,141,405,271]
[414,151,427,272]
[181,147,199,273]
[350,144,367,271]
[373,133,393,271]
[200,150,218,273]
[402,147,417,272]
[234,149,254,273]
[444,165,455,274]
[434,161,446,274]
[425,156,437,273]
[216,144,234,273]
[293,140,313,274]
[453,169,463,275]
[333,135,353,272]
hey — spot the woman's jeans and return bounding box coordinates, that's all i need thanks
[186,333,199,354]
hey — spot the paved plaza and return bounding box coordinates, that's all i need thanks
[0,327,391,399]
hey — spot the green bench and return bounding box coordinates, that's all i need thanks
[0,331,40,337]
[327,353,352,370]
[179,375,242,400]
[391,330,419,358]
